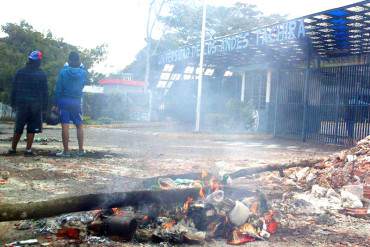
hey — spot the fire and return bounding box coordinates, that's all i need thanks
[199,187,206,199]
[163,220,176,230]
[142,215,149,221]
[112,207,125,216]
[250,202,259,215]
[183,196,193,212]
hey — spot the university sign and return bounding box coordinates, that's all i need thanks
[159,19,306,65]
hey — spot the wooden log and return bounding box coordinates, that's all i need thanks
[143,159,322,184]
[0,159,321,222]
[0,186,253,222]
[0,188,199,222]
[228,159,322,179]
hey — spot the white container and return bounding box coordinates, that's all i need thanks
[228,201,251,226]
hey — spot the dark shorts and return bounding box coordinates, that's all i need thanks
[58,98,83,126]
[14,103,43,134]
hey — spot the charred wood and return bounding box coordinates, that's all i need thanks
[0,187,253,222]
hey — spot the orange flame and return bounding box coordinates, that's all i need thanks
[142,215,149,221]
[163,220,176,230]
[199,187,206,199]
[250,202,259,215]
[183,196,193,212]
[112,207,125,216]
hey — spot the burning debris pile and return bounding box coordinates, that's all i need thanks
[5,137,370,246]
[88,172,278,245]
[130,174,277,245]
[283,136,370,217]
[4,173,279,246]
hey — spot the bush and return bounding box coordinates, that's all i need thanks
[83,115,95,125]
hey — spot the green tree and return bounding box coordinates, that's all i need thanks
[0,21,107,105]
[122,1,286,81]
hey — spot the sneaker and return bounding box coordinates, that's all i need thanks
[77,150,86,157]
[56,151,71,158]
[7,149,16,155]
[24,150,35,157]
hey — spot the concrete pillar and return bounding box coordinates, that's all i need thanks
[266,69,272,104]
[259,68,272,132]
[241,72,246,103]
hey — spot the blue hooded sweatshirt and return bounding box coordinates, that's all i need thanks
[54,64,87,104]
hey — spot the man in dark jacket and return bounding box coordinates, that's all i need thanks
[8,50,48,156]
[53,51,87,157]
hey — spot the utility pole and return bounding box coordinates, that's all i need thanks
[145,0,166,122]
[195,0,207,132]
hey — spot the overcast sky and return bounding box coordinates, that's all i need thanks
[0,0,362,74]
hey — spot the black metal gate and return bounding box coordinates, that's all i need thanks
[272,64,370,145]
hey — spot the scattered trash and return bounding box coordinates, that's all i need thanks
[6,239,39,246]
[56,227,81,240]
[15,220,32,230]
[229,201,251,226]
[0,171,10,185]
[75,173,279,245]
[0,178,8,185]
[284,136,370,217]
[21,135,61,145]
[1,170,10,180]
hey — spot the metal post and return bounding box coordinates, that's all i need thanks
[145,0,166,122]
[145,2,153,121]
[302,45,312,142]
[241,72,246,103]
[334,67,342,144]
[266,69,272,104]
[264,68,272,132]
[195,0,207,132]
[257,73,263,111]
[273,70,280,137]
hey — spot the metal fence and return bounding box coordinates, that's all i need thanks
[270,64,370,145]
[245,71,267,111]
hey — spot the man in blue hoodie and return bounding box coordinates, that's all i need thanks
[53,51,87,157]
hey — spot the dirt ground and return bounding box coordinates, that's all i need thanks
[2,122,368,246]
[0,122,341,203]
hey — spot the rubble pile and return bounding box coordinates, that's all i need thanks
[284,136,370,216]
[5,174,279,246]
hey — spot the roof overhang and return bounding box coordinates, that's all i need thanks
[157,0,370,68]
